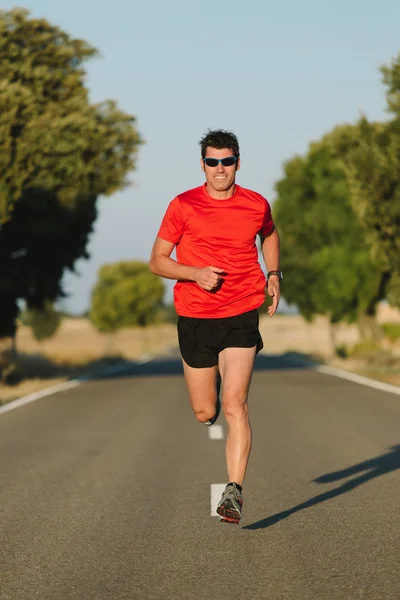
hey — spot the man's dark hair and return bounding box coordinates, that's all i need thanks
[199,129,240,159]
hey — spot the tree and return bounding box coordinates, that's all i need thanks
[19,301,61,341]
[381,52,400,116]
[89,261,165,332]
[331,52,400,307]
[0,9,142,345]
[273,126,383,337]
[343,120,400,306]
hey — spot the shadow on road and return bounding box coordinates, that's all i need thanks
[96,351,317,380]
[243,444,400,530]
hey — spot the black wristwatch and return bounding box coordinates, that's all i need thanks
[267,270,283,281]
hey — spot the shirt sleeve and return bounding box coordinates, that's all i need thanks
[157,197,184,244]
[260,199,275,237]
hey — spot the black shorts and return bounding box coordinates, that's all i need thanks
[177,308,263,368]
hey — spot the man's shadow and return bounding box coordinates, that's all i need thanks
[243,444,400,530]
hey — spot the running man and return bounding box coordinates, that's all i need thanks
[149,129,282,524]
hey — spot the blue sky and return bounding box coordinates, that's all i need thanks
[10,0,400,313]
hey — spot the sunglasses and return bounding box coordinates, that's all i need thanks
[203,156,238,167]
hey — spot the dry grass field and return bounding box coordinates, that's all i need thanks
[1,303,399,404]
[0,319,179,403]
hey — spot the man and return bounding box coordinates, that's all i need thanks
[149,129,281,524]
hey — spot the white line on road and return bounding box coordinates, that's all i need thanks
[315,365,400,396]
[2,356,399,417]
[0,359,147,416]
[211,483,226,516]
[0,380,81,415]
[208,425,224,440]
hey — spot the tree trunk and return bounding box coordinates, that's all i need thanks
[357,312,384,341]
[328,321,338,355]
[0,335,18,384]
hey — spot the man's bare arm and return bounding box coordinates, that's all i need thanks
[259,227,281,316]
[149,237,224,291]
[259,227,280,273]
[149,237,197,281]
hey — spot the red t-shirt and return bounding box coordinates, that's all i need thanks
[157,183,275,318]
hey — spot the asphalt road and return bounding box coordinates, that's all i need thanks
[1,352,399,600]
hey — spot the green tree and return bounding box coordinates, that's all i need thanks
[274,126,383,337]
[381,52,400,115]
[20,301,61,341]
[334,54,400,307]
[273,53,400,335]
[343,119,400,306]
[0,9,142,344]
[89,261,165,332]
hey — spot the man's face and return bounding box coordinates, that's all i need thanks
[201,147,240,197]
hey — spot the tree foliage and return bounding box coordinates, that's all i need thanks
[343,120,400,303]
[273,126,382,326]
[20,301,61,341]
[0,9,142,338]
[273,52,400,327]
[89,261,165,332]
[338,53,400,306]
[381,53,400,116]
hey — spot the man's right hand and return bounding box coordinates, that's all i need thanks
[194,266,225,291]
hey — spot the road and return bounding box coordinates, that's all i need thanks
[1,352,399,599]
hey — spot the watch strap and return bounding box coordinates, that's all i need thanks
[267,270,283,280]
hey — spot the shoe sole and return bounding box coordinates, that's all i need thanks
[219,516,240,525]
[216,505,241,524]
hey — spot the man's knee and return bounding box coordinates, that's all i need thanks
[189,395,217,423]
[222,391,249,420]
[194,409,215,423]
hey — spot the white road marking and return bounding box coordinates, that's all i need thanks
[0,357,148,416]
[3,355,398,417]
[208,425,224,440]
[211,483,226,516]
[0,380,81,415]
[315,365,400,396]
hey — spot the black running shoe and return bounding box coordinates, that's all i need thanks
[204,375,221,426]
[216,483,243,524]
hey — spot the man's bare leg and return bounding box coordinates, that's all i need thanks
[182,359,220,423]
[218,346,256,485]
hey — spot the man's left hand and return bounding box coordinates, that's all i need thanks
[267,277,280,317]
